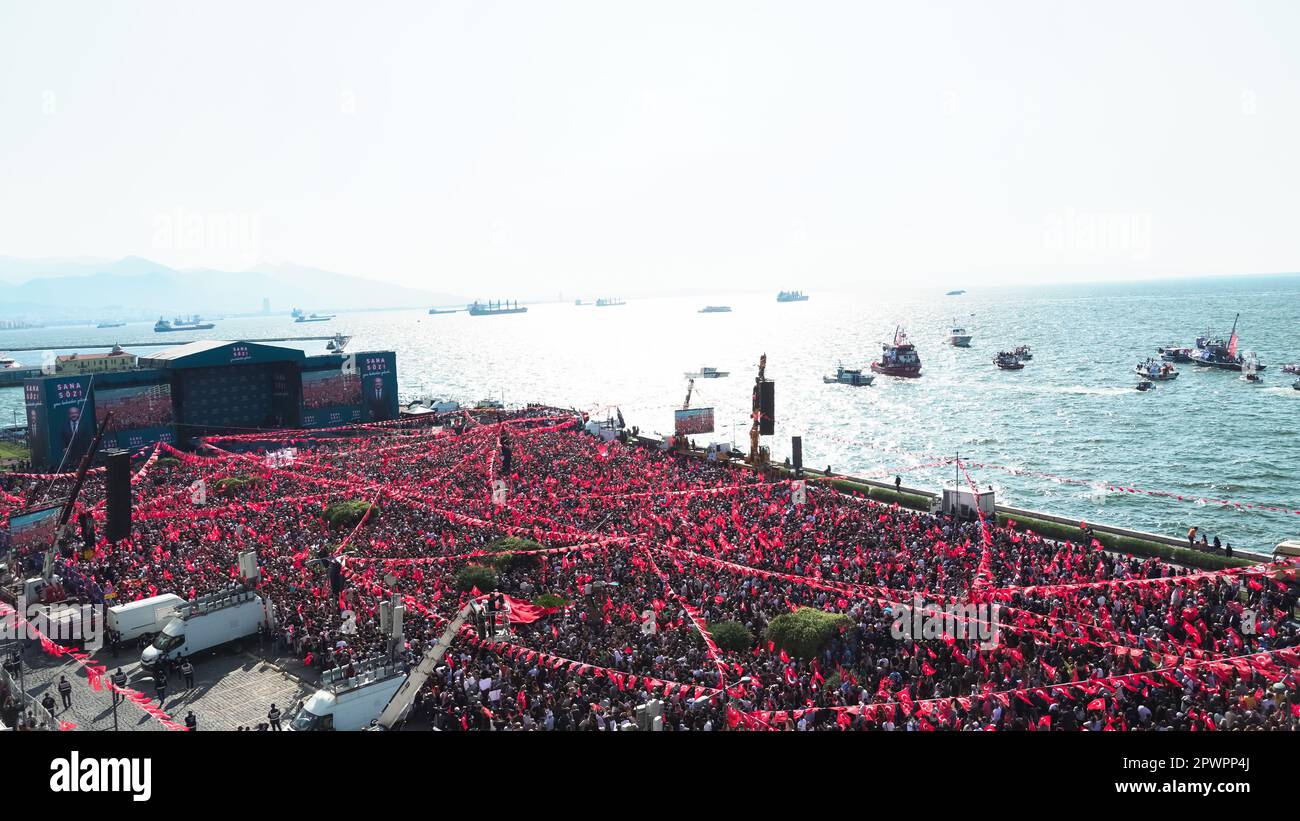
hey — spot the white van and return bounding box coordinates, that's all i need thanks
[289,658,407,731]
[106,593,185,643]
[140,589,267,671]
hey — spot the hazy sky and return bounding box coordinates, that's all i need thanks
[1,1,1297,296]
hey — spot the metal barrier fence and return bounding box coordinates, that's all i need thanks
[0,656,58,731]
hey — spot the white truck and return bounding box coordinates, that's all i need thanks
[140,588,268,671]
[288,658,407,731]
[106,593,185,644]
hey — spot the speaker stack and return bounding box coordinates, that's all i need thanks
[104,449,132,542]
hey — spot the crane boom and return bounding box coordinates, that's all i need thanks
[683,377,694,410]
[376,600,476,729]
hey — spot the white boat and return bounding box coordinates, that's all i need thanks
[1135,359,1179,381]
[823,363,874,386]
[684,366,729,378]
[0,355,23,369]
[948,325,972,347]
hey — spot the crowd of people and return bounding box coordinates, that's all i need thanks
[2,405,1297,731]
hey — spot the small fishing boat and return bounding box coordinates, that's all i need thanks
[1136,380,1155,392]
[1189,313,1265,371]
[948,324,972,347]
[1281,363,1299,375]
[994,351,1024,370]
[871,327,922,378]
[1011,345,1032,361]
[1135,359,1179,381]
[684,366,729,379]
[699,306,732,313]
[823,363,874,386]
[1157,344,1194,363]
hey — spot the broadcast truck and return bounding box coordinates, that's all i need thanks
[106,593,185,644]
[288,657,407,731]
[140,588,268,671]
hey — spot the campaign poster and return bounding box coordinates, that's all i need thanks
[47,376,95,468]
[23,381,48,468]
[674,407,715,435]
[353,352,399,422]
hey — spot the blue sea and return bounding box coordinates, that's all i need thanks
[3,274,1299,555]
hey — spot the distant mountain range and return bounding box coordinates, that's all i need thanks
[0,256,467,321]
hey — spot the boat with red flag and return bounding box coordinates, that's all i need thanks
[1189,313,1265,372]
[871,326,922,377]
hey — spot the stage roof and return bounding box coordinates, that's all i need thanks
[137,340,307,370]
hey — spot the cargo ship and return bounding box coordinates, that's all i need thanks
[468,300,527,316]
[699,305,732,313]
[777,290,809,302]
[295,313,335,323]
[155,316,215,332]
[595,298,625,307]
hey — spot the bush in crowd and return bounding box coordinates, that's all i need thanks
[487,536,544,570]
[708,620,753,653]
[765,607,851,658]
[533,593,570,609]
[214,475,259,496]
[324,499,377,528]
[456,564,498,592]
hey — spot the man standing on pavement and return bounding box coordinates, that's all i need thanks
[185,711,197,731]
[57,675,73,710]
[154,670,168,705]
[268,702,282,730]
[180,657,195,689]
[110,668,127,704]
